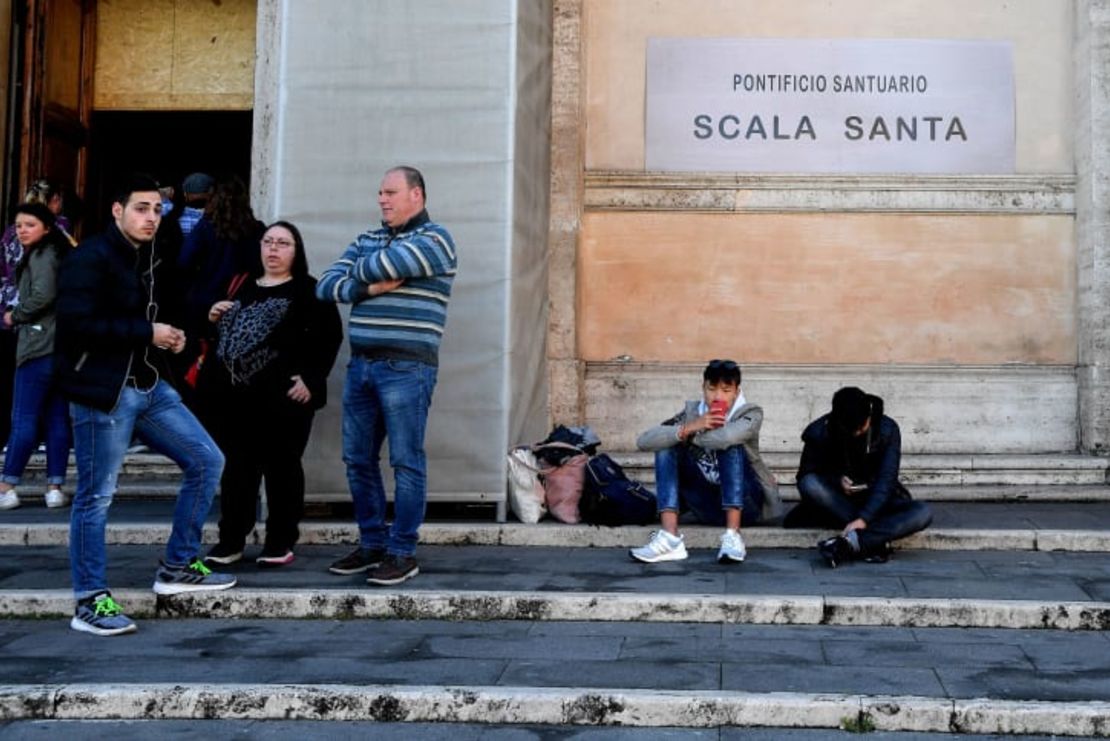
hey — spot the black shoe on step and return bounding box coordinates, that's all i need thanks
[817,536,853,569]
[862,542,893,564]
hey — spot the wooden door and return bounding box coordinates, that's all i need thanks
[18,0,95,219]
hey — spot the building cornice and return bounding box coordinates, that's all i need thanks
[584,171,1076,214]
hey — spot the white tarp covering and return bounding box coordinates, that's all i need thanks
[253,0,551,503]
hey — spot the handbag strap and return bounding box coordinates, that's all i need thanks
[530,441,586,454]
[226,272,250,299]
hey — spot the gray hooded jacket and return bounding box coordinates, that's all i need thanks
[637,400,783,521]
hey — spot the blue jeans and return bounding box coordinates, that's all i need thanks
[654,444,765,526]
[2,354,70,485]
[69,381,224,598]
[342,356,437,557]
[794,473,933,551]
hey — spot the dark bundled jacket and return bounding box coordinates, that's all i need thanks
[178,216,265,340]
[796,393,911,524]
[55,224,181,412]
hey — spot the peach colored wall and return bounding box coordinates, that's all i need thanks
[583,0,1073,173]
[579,212,1076,364]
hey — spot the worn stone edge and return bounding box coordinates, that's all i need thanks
[4,589,1109,630]
[0,683,1107,734]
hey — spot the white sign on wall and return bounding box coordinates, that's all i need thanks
[645,38,1015,174]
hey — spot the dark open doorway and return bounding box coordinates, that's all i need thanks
[84,110,253,232]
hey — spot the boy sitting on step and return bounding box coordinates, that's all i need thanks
[784,386,933,567]
[630,359,782,564]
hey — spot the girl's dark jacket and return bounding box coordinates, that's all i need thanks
[54,223,184,412]
[796,393,912,524]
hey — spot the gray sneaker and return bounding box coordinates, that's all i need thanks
[153,559,237,596]
[70,592,137,636]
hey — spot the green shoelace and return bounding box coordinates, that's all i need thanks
[187,559,213,576]
[93,595,124,617]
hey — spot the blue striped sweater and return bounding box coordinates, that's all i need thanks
[316,210,457,366]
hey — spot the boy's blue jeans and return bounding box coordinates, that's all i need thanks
[654,444,765,526]
[69,381,224,598]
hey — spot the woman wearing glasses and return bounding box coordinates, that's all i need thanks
[199,221,342,566]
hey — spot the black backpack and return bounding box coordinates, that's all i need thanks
[533,425,601,466]
[580,454,657,526]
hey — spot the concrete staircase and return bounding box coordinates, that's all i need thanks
[1,454,1109,737]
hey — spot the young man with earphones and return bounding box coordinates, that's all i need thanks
[55,174,236,636]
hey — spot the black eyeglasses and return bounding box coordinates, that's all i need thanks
[707,359,739,371]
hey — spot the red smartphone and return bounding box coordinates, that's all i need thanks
[710,400,729,418]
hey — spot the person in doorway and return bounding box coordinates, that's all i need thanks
[177,172,213,237]
[317,166,457,586]
[177,176,264,352]
[784,386,933,567]
[631,359,782,564]
[56,174,235,636]
[0,203,72,510]
[201,221,342,567]
[176,174,264,410]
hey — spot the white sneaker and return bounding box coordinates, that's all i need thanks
[44,488,68,508]
[630,530,688,563]
[717,528,747,564]
[0,489,19,510]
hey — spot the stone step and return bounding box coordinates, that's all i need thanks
[3,544,1109,629]
[0,681,1107,736]
[613,452,1110,487]
[4,543,1110,735]
[2,718,1104,741]
[4,521,1110,553]
[14,454,1110,502]
[3,501,1110,551]
[6,587,1109,631]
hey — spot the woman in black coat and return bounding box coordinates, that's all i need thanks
[200,220,342,566]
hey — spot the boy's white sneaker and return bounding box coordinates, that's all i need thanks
[630,530,688,563]
[44,488,68,508]
[717,528,747,563]
[0,490,19,510]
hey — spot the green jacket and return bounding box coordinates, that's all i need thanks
[11,244,61,366]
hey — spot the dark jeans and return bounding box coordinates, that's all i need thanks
[212,395,315,552]
[0,329,14,446]
[343,357,437,558]
[788,472,932,551]
[654,444,765,526]
[2,354,70,485]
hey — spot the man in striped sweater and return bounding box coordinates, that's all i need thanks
[316,166,457,585]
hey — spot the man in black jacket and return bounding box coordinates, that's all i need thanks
[57,175,235,636]
[785,386,932,567]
